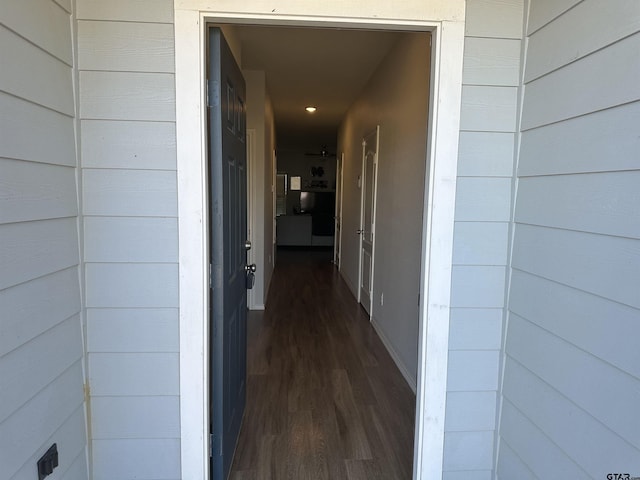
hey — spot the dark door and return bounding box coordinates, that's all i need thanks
[208,27,250,480]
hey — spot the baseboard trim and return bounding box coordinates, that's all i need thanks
[371,317,417,394]
[340,271,359,302]
[249,304,265,311]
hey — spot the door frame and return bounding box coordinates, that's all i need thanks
[175,4,465,479]
[334,152,344,268]
[357,126,380,315]
[246,128,257,309]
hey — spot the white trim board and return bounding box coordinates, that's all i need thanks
[246,128,258,311]
[174,5,465,480]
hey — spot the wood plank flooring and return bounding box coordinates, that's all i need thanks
[230,249,416,479]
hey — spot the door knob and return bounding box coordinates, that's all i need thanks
[356,229,363,234]
[245,263,257,273]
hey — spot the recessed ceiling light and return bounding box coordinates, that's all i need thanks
[305,106,317,113]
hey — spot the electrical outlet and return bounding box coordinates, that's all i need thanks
[37,443,58,480]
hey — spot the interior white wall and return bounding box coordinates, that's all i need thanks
[244,70,276,308]
[337,32,431,388]
[497,0,640,477]
[0,1,88,478]
[263,95,276,296]
[76,1,181,478]
[244,70,267,308]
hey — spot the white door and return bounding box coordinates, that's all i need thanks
[359,127,379,315]
[334,153,344,267]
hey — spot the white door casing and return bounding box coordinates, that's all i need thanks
[175,3,465,479]
[334,153,344,267]
[358,127,379,315]
[246,129,257,310]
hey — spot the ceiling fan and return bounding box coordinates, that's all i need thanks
[305,145,336,158]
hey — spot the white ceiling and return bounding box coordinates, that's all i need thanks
[232,25,403,149]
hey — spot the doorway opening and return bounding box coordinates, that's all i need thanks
[176,8,465,480]
[211,22,428,476]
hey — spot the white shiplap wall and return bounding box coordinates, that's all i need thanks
[0,1,88,479]
[444,0,524,477]
[497,0,640,477]
[76,1,181,478]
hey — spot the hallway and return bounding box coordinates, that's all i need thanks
[230,249,416,479]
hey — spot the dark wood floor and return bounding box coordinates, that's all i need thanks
[230,248,416,479]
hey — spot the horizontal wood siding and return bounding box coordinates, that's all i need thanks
[445,391,497,432]
[445,0,523,475]
[60,449,92,480]
[82,169,177,217]
[513,224,639,310]
[465,0,524,38]
[0,25,74,116]
[448,309,503,351]
[443,471,493,480]
[0,218,79,290]
[0,0,73,64]
[521,32,640,130]
[0,268,81,357]
[81,120,176,170]
[1,374,87,480]
[515,172,640,239]
[498,0,640,477]
[453,222,509,266]
[0,159,77,223]
[86,308,178,353]
[524,0,640,82]
[76,0,174,23]
[85,264,179,308]
[80,71,175,122]
[451,266,508,308]
[88,353,179,396]
[507,314,640,450]
[458,131,515,177]
[0,314,83,419]
[0,2,87,478]
[0,93,76,166]
[91,396,180,439]
[496,440,536,480]
[443,431,495,471]
[77,21,175,73]
[518,102,640,176]
[76,1,180,477]
[92,439,181,480]
[463,38,521,87]
[526,0,581,33]
[509,270,640,379]
[84,217,178,263]
[454,177,512,222]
